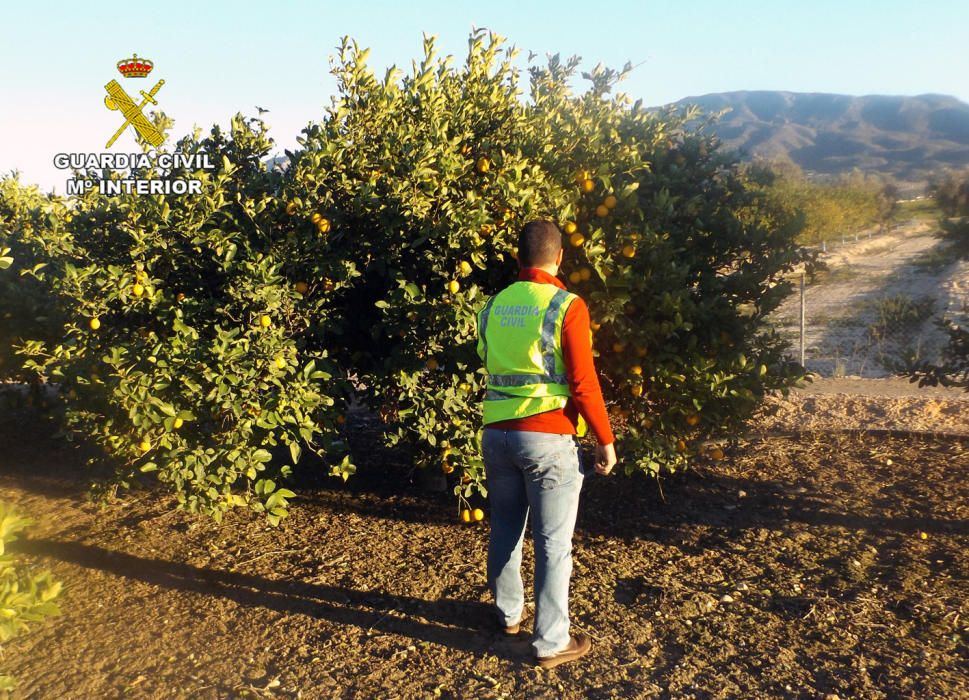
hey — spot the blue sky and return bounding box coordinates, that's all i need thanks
[2,0,967,192]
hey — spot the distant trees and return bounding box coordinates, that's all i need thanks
[929,169,969,217]
[929,169,969,255]
[745,160,896,244]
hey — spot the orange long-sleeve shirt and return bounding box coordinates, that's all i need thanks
[484,267,615,446]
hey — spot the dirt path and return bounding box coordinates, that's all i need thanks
[771,221,969,378]
[0,414,966,699]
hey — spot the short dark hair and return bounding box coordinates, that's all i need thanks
[517,220,562,268]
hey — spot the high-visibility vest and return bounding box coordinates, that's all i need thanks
[476,280,588,437]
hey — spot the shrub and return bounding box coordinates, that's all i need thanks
[0,504,62,691]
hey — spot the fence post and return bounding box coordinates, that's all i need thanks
[800,271,806,368]
[821,240,826,253]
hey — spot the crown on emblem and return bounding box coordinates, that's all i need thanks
[117,53,154,78]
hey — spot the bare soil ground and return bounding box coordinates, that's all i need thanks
[771,221,969,378]
[0,402,966,699]
[755,376,969,437]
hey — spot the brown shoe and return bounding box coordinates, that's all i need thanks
[535,633,592,669]
[503,606,532,636]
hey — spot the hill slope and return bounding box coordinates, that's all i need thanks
[673,91,969,182]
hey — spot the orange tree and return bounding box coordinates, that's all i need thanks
[0,177,67,402]
[6,30,812,522]
[282,30,813,507]
[12,117,353,523]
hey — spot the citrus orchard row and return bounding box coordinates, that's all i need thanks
[0,31,813,523]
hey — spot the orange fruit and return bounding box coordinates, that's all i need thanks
[581,179,595,193]
[686,414,700,427]
[612,341,626,353]
[570,232,585,247]
[137,439,151,453]
[275,356,287,369]
[461,509,472,523]
[643,417,654,429]
[476,157,491,173]
[630,384,643,397]
[472,508,485,522]
[622,245,636,258]
[295,281,309,295]
[132,283,144,297]
[590,321,601,331]
[317,218,331,233]
[173,417,184,429]
[579,267,592,281]
[88,318,101,330]
[285,202,297,215]
[426,358,439,370]
[636,345,648,357]
[631,365,642,375]
[459,261,472,276]
[336,415,346,425]
[564,221,578,234]
[176,292,186,302]
[708,447,724,460]
[259,314,272,328]
[442,463,455,474]
[575,170,591,183]
[595,204,609,217]
[568,271,582,284]
[676,439,687,453]
[448,280,460,294]
[311,212,322,224]
[604,195,618,209]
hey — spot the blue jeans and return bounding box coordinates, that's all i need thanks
[482,427,585,657]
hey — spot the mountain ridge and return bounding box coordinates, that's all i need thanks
[670,90,969,182]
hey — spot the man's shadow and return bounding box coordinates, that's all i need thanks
[14,537,531,660]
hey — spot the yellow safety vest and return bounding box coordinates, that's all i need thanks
[476,280,588,437]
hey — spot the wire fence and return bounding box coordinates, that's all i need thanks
[768,222,968,379]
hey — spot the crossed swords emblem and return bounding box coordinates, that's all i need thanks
[103,79,166,148]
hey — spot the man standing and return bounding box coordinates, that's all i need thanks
[476,220,617,669]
